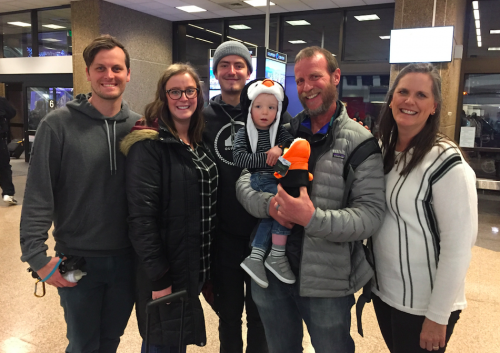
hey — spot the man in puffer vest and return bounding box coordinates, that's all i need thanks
[236,46,386,353]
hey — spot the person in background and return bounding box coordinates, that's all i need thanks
[121,63,218,352]
[372,63,478,353]
[20,35,140,353]
[0,95,17,205]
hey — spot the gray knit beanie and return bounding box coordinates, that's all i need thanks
[213,41,253,74]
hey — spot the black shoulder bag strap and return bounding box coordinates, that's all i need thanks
[341,137,381,337]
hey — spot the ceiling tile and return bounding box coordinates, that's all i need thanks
[154,0,190,6]
[279,2,312,11]
[232,7,264,16]
[332,0,364,6]
[306,0,338,10]
[363,0,394,4]
[215,9,243,17]
[193,10,222,18]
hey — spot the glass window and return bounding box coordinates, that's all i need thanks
[185,21,223,104]
[228,17,265,48]
[340,74,390,137]
[460,73,500,180]
[38,8,72,56]
[466,0,500,58]
[0,12,32,57]
[27,87,73,131]
[282,12,342,63]
[344,7,394,61]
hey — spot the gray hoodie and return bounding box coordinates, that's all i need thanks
[20,94,141,271]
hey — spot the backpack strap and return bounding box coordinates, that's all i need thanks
[340,137,381,337]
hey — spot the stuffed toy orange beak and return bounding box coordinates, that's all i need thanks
[274,138,314,180]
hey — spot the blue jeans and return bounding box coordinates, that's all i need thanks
[58,253,135,353]
[251,273,355,353]
[250,173,290,250]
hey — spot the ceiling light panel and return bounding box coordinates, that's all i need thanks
[289,40,306,44]
[354,14,380,21]
[286,20,311,26]
[488,47,500,50]
[379,35,390,39]
[472,1,478,10]
[176,6,206,13]
[42,38,61,42]
[42,24,66,29]
[491,30,500,34]
[244,0,275,7]
[229,24,252,30]
[7,22,31,27]
[473,9,480,20]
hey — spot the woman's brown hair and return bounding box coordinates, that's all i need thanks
[379,63,450,175]
[143,63,205,145]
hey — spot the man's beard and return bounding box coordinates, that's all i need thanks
[300,83,337,117]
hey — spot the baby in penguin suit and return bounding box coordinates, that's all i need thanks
[233,78,301,289]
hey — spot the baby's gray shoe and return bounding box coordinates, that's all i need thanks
[265,255,296,284]
[241,257,269,288]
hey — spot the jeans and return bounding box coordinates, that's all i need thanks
[58,253,135,353]
[214,233,269,353]
[250,173,290,250]
[251,272,355,353]
[0,137,14,196]
[373,294,461,353]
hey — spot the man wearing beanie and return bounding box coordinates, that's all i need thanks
[204,41,284,353]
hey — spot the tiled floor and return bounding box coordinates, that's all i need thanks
[1,157,499,353]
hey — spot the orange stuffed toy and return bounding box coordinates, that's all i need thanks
[274,138,313,198]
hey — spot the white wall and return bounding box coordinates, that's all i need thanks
[0,56,73,75]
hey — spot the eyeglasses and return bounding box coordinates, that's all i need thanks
[166,88,199,100]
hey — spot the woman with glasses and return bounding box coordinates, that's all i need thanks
[372,63,477,353]
[120,63,218,352]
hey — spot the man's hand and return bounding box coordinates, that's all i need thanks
[269,196,294,229]
[274,185,315,227]
[36,257,77,288]
[420,317,446,351]
[152,286,172,300]
[266,146,282,166]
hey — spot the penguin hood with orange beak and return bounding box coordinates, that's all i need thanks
[240,78,289,153]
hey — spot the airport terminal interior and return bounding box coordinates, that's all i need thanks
[1,0,500,352]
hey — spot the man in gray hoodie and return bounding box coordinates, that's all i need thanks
[20,35,140,353]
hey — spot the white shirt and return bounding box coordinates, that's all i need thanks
[372,141,478,325]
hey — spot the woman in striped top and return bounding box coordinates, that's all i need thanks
[372,63,478,353]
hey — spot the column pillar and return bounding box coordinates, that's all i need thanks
[392,0,467,139]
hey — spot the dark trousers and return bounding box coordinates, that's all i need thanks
[373,294,461,353]
[0,137,14,196]
[58,254,135,353]
[213,234,269,353]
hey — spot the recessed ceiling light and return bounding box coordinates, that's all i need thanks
[354,14,380,21]
[477,35,482,42]
[472,1,478,10]
[244,0,275,7]
[42,38,61,42]
[478,41,482,47]
[475,20,480,29]
[476,29,481,36]
[490,30,500,34]
[488,47,500,50]
[473,9,480,20]
[229,24,251,30]
[176,5,206,13]
[379,35,390,39]
[286,20,310,26]
[42,24,66,29]
[289,40,306,44]
[7,21,31,27]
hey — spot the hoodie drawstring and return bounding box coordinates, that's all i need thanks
[104,120,117,175]
[220,105,241,146]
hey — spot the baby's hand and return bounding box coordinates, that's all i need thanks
[266,146,282,166]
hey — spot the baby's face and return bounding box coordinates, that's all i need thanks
[251,93,279,130]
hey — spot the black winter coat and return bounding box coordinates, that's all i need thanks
[121,125,214,347]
